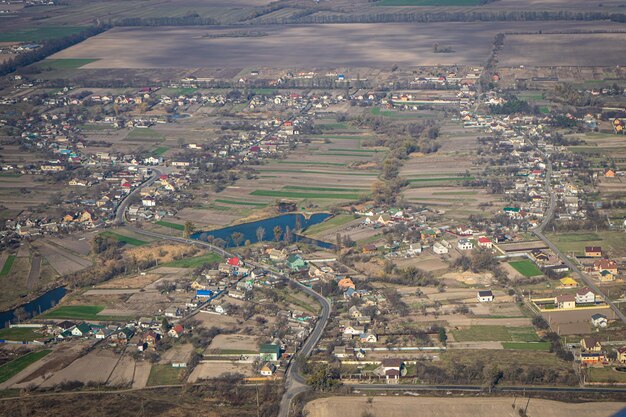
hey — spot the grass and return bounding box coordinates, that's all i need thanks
[0,327,41,342]
[328,148,380,153]
[314,135,372,141]
[79,124,112,131]
[217,349,257,355]
[156,220,184,231]
[146,364,183,386]
[545,231,626,257]
[376,0,481,4]
[164,253,222,268]
[452,325,539,342]
[0,27,88,42]
[502,342,551,351]
[588,367,626,383]
[250,190,364,200]
[37,59,98,70]
[509,260,543,277]
[276,161,345,166]
[124,128,164,142]
[153,146,168,156]
[253,88,276,95]
[0,173,22,178]
[41,305,104,320]
[260,169,376,176]
[283,186,368,192]
[214,199,267,207]
[408,176,475,183]
[101,231,148,246]
[0,350,51,383]
[0,255,16,277]
[371,107,429,118]
[303,214,356,235]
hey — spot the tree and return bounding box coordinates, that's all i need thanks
[183,221,196,238]
[295,215,302,232]
[306,363,341,392]
[273,226,282,242]
[283,226,292,243]
[231,232,244,247]
[161,317,170,331]
[14,307,28,323]
[256,226,265,242]
[438,327,447,346]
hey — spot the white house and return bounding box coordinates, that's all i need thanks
[477,237,493,249]
[457,238,474,251]
[477,290,494,302]
[591,313,608,328]
[575,287,595,304]
[433,242,449,254]
[260,363,276,376]
[142,197,156,207]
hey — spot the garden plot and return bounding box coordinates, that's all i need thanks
[39,348,119,387]
[32,240,92,276]
[188,362,254,382]
[207,334,260,354]
[541,307,617,335]
[106,355,135,387]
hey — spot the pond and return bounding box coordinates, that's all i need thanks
[191,213,336,249]
[0,286,67,329]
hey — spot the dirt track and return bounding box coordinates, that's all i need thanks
[304,396,626,417]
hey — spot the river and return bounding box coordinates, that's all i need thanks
[191,213,336,249]
[0,286,67,329]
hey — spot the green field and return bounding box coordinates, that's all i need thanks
[0,173,22,178]
[502,342,551,351]
[253,88,277,95]
[164,253,222,268]
[153,146,168,156]
[546,231,626,257]
[101,231,147,246]
[509,260,543,277]
[0,255,16,277]
[328,148,380,153]
[376,0,481,4]
[314,135,372,141]
[0,327,42,342]
[260,169,376,176]
[146,364,183,386]
[124,128,164,142]
[155,220,184,231]
[303,214,357,236]
[0,27,88,42]
[37,59,98,70]
[251,190,364,200]
[452,326,539,342]
[79,124,112,131]
[41,305,105,320]
[588,367,626,383]
[0,350,51,383]
[276,161,345,167]
[283,186,368,192]
[214,199,267,207]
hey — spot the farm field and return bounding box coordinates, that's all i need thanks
[508,260,543,277]
[163,253,222,268]
[48,22,625,69]
[0,27,88,42]
[500,33,626,67]
[545,231,626,258]
[0,327,43,342]
[39,305,131,321]
[100,231,148,246]
[304,396,626,417]
[155,220,185,231]
[0,255,15,276]
[146,364,183,386]
[452,325,539,342]
[0,350,51,384]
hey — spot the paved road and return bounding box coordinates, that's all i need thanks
[530,148,626,323]
[348,383,626,393]
[114,168,161,225]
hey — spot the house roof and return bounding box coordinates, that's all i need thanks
[381,358,404,368]
[227,257,240,266]
[260,344,280,354]
[172,324,184,334]
[559,277,577,286]
[478,237,492,243]
[576,287,594,296]
[582,336,601,347]
[585,246,602,252]
[556,294,576,302]
[478,290,493,297]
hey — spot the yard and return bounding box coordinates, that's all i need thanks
[100,231,148,246]
[163,253,222,268]
[41,305,107,320]
[452,325,539,342]
[0,350,51,383]
[587,367,626,384]
[146,364,184,386]
[0,327,42,342]
[508,260,543,277]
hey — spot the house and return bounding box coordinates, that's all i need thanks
[559,277,578,288]
[580,351,607,365]
[215,305,227,315]
[168,324,184,338]
[343,325,364,335]
[287,255,306,271]
[259,344,281,362]
[349,306,362,319]
[143,330,160,346]
[267,248,287,261]
[581,337,603,352]
[338,277,356,290]
[591,314,608,328]
[593,259,618,275]
[71,323,92,337]
[617,347,626,363]
[584,246,602,257]
[56,321,75,331]
[477,290,494,302]
[477,237,493,249]
[260,363,277,376]
[377,359,406,378]
[433,242,448,254]
[457,238,473,251]
[95,328,113,339]
[196,289,213,298]
[359,332,377,343]
[599,270,615,282]
[555,294,576,309]
[164,306,181,318]
[575,287,595,305]
[605,169,616,178]
[115,327,135,342]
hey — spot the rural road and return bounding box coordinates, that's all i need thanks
[114,168,161,225]
[530,146,626,324]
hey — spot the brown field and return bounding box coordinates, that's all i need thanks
[541,306,618,335]
[188,362,254,382]
[500,33,626,67]
[49,22,626,69]
[40,348,119,387]
[207,334,260,352]
[305,396,626,417]
[32,240,92,276]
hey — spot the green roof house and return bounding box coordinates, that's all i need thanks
[287,255,306,271]
[259,344,281,362]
